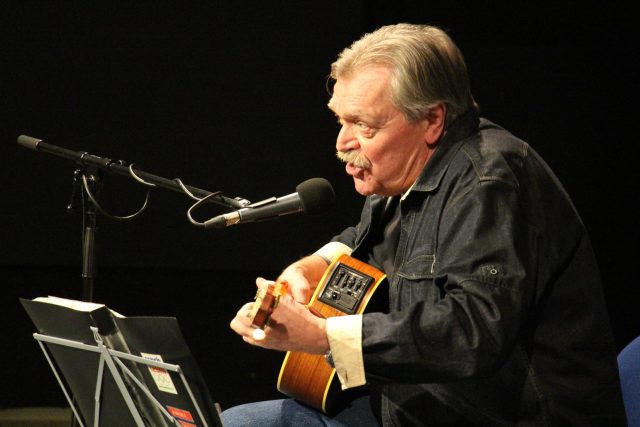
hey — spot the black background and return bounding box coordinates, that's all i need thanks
[1,1,637,412]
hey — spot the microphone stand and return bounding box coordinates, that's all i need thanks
[18,134,241,427]
[18,134,250,303]
[18,135,248,210]
[80,166,102,303]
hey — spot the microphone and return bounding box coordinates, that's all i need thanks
[204,178,335,229]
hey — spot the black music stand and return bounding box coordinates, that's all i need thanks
[21,297,224,427]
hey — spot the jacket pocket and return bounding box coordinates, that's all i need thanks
[396,254,436,280]
[394,254,437,307]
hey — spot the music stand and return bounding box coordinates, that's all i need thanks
[22,297,224,427]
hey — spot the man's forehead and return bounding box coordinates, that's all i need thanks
[327,77,349,111]
[327,68,392,115]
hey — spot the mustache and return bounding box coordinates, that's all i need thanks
[336,150,372,169]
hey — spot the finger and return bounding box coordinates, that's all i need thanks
[230,304,255,333]
[288,283,310,304]
[237,302,254,315]
[235,303,255,322]
[256,277,275,290]
[243,334,268,348]
[230,315,251,334]
[275,292,299,311]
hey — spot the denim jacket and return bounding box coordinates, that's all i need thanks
[333,112,626,426]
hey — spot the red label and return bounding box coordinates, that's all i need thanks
[167,405,194,422]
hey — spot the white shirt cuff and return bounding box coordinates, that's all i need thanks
[313,242,353,264]
[326,314,366,389]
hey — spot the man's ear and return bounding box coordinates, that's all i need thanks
[424,103,446,145]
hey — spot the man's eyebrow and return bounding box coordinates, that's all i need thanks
[327,100,373,124]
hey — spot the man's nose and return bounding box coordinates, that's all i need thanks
[336,124,359,152]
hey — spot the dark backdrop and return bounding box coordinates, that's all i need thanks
[1,1,636,411]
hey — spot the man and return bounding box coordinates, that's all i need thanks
[223,24,627,426]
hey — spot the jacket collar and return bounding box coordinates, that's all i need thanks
[410,109,480,193]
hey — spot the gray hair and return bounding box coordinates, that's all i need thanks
[330,23,478,125]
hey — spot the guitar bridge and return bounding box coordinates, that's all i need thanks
[318,262,375,314]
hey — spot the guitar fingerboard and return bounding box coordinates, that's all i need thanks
[318,263,374,314]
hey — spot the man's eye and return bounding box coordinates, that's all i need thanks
[356,121,369,129]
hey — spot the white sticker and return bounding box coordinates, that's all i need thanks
[141,352,178,395]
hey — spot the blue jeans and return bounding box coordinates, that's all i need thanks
[221,396,380,427]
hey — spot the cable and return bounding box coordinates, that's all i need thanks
[186,191,225,227]
[82,174,150,221]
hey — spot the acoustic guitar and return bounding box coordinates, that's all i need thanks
[249,254,387,414]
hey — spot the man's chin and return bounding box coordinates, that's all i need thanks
[352,177,376,196]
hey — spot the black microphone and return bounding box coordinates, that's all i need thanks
[204,177,335,229]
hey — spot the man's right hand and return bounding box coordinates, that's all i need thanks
[276,255,330,304]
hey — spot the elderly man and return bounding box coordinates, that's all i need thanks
[223,23,626,426]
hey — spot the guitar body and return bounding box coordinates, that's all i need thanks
[277,254,387,414]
